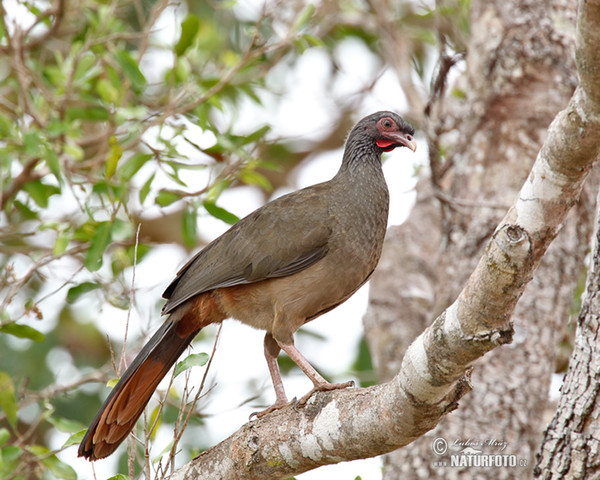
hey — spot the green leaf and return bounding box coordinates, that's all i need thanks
[66,282,102,303]
[182,206,197,248]
[13,200,38,220]
[44,148,62,182]
[29,445,77,480]
[23,130,43,156]
[84,221,112,272]
[107,474,130,480]
[0,372,17,429]
[92,180,128,201]
[293,37,309,54]
[107,377,119,388]
[61,430,85,449]
[176,14,200,56]
[115,48,146,92]
[293,3,315,31]
[45,455,77,480]
[205,179,230,202]
[238,169,272,191]
[241,125,270,146]
[0,113,14,136]
[352,336,375,387]
[203,201,239,225]
[110,217,133,242]
[173,57,191,82]
[23,180,60,208]
[44,65,67,88]
[174,353,209,378]
[73,51,97,84]
[239,84,262,104]
[302,33,325,48]
[96,77,120,103]
[148,404,162,439]
[1,444,22,460]
[164,162,189,187]
[47,416,83,434]
[64,141,85,160]
[152,439,174,463]
[105,136,122,179]
[221,50,240,68]
[0,445,22,473]
[0,323,45,342]
[53,231,70,256]
[46,118,72,138]
[0,427,9,446]
[155,190,181,207]
[65,106,110,122]
[139,173,155,204]
[119,153,153,181]
[451,87,466,99]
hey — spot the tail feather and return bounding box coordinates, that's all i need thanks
[78,320,201,460]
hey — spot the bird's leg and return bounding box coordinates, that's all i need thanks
[252,335,354,419]
[264,332,288,406]
[277,342,354,406]
[252,333,290,419]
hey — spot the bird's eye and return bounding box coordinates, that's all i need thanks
[382,118,393,129]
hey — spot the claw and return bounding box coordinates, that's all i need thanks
[250,381,354,419]
[297,380,355,407]
[249,399,289,420]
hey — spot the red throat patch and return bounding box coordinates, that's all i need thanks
[376,139,396,151]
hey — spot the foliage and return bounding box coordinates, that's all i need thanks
[0,0,459,478]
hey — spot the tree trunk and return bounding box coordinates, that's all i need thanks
[534,192,600,478]
[364,0,599,478]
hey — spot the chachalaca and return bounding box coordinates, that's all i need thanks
[78,111,416,460]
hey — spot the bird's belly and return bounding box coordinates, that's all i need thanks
[214,252,373,344]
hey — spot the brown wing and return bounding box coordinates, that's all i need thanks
[162,182,333,315]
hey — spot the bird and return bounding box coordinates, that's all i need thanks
[78,111,416,460]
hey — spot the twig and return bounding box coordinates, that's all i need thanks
[0,369,106,423]
[0,244,88,319]
[167,323,223,475]
[136,0,170,61]
[18,0,65,52]
[119,223,142,375]
[119,7,280,152]
[431,186,510,212]
[1,157,42,209]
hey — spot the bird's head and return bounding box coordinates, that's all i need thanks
[351,111,417,153]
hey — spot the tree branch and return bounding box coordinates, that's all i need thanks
[169,2,600,478]
[0,157,42,209]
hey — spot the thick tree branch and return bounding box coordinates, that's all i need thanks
[170,2,600,478]
[576,0,600,108]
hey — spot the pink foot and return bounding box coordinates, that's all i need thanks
[297,380,355,406]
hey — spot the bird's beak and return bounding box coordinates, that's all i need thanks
[384,131,417,152]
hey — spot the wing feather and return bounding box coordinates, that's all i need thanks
[162,183,333,314]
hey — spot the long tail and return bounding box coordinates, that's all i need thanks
[78,320,201,460]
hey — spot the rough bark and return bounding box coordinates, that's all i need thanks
[364,0,600,478]
[168,1,600,476]
[533,205,600,478]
